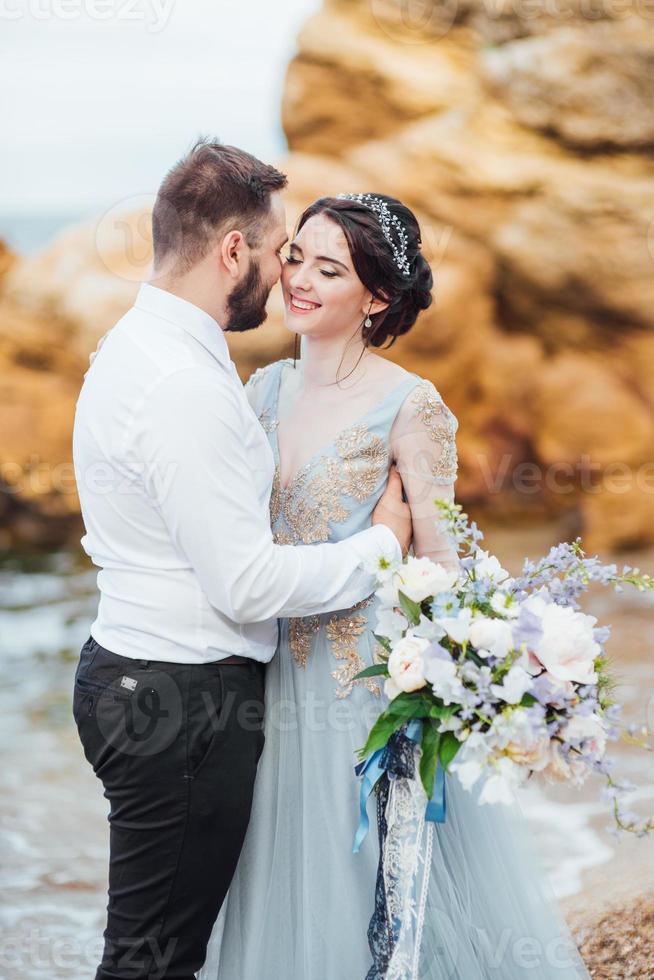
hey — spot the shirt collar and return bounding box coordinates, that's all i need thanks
[135,283,232,369]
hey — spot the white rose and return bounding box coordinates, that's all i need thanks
[505,733,551,771]
[541,671,575,699]
[469,616,514,661]
[384,677,402,701]
[541,744,589,786]
[525,600,600,685]
[541,744,572,783]
[561,712,607,758]
[387,633,430,693]
[395,556,459,604]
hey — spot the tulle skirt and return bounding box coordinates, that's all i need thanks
[200,615,591,980]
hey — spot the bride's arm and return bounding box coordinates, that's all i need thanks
[389,381,460,573]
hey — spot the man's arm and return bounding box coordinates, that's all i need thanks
[134,366,404,624]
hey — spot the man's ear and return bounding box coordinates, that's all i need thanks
[219,230,246,279]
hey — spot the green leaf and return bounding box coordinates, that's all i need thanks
[387,691,433,718]
[373,634,392,655]
[358,692,434,759]
[353,663,389,680]
[398,590,421,626]
[438,731,462,770]
[419,720,441,798]
[520,693,537,707]
[358,710,405,759]
[429,702,457,720]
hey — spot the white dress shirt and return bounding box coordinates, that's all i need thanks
[73,283,400,664]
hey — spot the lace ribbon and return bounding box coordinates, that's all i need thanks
[357,723,445,979]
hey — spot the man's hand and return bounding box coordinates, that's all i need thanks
[372,466,412,557]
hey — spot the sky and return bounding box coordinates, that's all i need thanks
[0,0,320,225]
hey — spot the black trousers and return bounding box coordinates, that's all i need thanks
[73,635,266,980]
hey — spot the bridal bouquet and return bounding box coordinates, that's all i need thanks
[352,502,653,979]
[355,500,654,839]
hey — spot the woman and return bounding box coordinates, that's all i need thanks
[201,194,591,979]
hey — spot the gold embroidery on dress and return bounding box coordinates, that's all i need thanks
[326,597,381,700]
[412,383,458,483]
[288,615,321,667]
[325,425,387,503]
[270,422,388,547]
[266,416,389,691]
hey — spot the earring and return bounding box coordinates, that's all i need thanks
[364,315,372,329]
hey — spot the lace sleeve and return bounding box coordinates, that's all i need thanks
[389,381,460,572]
[244,362,277,416]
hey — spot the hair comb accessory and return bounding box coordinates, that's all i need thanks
[337,193,411,277]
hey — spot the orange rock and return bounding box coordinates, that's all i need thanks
[2,0,654,551]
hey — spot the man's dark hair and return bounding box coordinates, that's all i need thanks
[152,137,288,275]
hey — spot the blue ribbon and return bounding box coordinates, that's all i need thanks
[352,719,447,853]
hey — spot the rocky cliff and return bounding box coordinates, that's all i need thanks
[2,0,653,550]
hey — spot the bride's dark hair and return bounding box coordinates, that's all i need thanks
[295,194,433,349]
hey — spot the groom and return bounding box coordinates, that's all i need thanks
[72,138,411,980]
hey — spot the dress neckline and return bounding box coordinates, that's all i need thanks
[271,360,421,493]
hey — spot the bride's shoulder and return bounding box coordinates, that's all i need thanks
[243,358,291,416]
[244,357,291,397]
[245,357,290,386]
[394,372,459,434]
[391,373,459,485]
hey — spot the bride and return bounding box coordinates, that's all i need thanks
[201,193,591,979]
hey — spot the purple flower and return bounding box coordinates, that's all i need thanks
[512,605,544,652]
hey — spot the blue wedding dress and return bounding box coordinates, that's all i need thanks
[200,358,591,980]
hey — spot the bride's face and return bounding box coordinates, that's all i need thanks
[281,213,380,339]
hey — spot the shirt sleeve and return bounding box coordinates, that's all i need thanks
[133,365,400,624]
[389,380,460,574]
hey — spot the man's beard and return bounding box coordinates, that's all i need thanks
[224,259,271,333]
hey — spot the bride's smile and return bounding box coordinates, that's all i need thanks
[288,294,322,314]
[281,212,387,340]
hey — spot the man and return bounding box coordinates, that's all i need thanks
[72,138,411,980]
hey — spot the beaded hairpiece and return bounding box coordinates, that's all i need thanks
[337,192,411,277]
